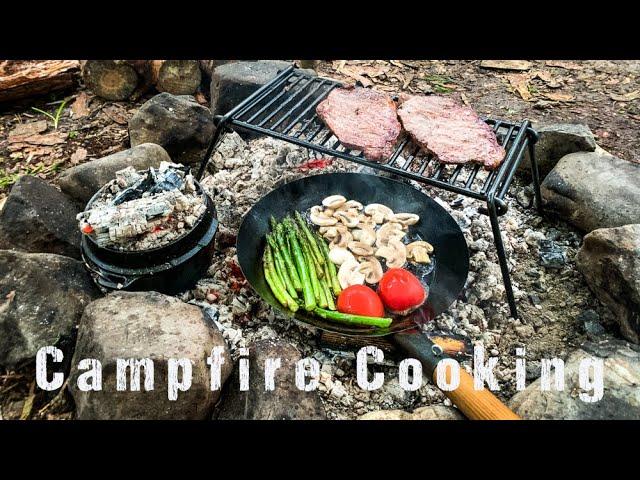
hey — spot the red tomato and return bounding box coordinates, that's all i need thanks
[337,285,385,318]
[377,268,426,315]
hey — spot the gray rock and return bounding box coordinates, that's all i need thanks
[520,123,596,179]
[359,405,464,420]
[210,61,316,120]
[69,291,232,420]
[538,239,567,269]
[576,310,606,339]
[0,250,98,367]
[59,143,171,204]
[0,176,81,259]
[215,338,326,420]
[129,93,215,166]
[541,152,640,232]
[509,339,640,419]
[576,224,640,344]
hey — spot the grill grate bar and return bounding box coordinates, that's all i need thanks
[257,76,317,127]
[283,83,337,135]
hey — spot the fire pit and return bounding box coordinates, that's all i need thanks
[79,163,218,294]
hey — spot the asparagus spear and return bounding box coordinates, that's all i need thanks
[285,222,316,311]
[274,221,302,292]
[265,246,299,312]
[313,308,392,329]
[295,211,324,266]
[315,232,341,296]
[299,231,322,304]
[290,219,324,279]
[267,234,298,300]
[320,274,335,310]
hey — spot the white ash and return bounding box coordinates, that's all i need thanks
[180,131,605,418]
[77,162,205,251]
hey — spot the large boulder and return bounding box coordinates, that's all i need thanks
[128,93,215,166]
[576,224,640,344]
[359,405,464,420]
[215,338,326,420]
[541,152,640,232]
[69,291,232,420]
[0,250,98,367]
[0,176,81,259]
[509,339,640,419]
[58,143,171,204]
[210,61,316,121]
[519,123,596,178]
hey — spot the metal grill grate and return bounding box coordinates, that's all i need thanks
[215,66,535,205]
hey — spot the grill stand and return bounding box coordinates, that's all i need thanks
[199,65,543,319]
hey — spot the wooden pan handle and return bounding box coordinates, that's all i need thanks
[432,367,520,420]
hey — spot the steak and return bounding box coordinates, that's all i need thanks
[316,87,402,162]
[397,95,506,170]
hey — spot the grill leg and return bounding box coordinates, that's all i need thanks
[487,198,518,319]
[196,120,226,180]
[528,138,543,214]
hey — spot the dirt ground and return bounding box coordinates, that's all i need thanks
[0,60,638,419]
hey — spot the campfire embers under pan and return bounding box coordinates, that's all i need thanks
[79,162,218,295]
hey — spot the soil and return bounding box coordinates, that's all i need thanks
[1,60,638,420]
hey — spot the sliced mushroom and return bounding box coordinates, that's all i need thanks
[376,222,406,247]
[338,259,366,289]
[406,241,433,264]
[330,225,352,249]
[348,241,375,257]
[358,257,384,284]
[391,212,420,226]
[334,209,360,228]
[364,204,394,224]
[328,247,356,266]
[375,238,407,269]
[322,195,347,209]
[357,214,377,229]
[351,226,376,246]
[310,206,337,227]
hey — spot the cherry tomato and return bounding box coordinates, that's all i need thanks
[337,285,385,318]
[377,268,426,314]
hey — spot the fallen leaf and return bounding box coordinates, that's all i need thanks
[460,92,470,106]
[8,131,66,149]
[543,91,575,102]
[610,90,640,102]
[339,66,374,87]
[402,72,415,90]
[102,104,129,125]
[545,60,583,70]
[480,60,532,71]
[9,120,48,137]
[507,73,533,101]
[70,147,88,165]
[71,92,91,118]
[531,70,553,82]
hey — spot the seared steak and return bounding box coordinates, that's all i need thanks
[397,95,506,170]
[316,87,402,161]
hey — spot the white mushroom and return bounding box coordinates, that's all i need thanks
[348,241,375,257]
[364,204,394,224]
[391,212,420,226]
[310,206,337,227]
[328,247,356,266]
[406,241,433,264]
[351,226,376,246]
[329,225,352,249]
[338,259,366,289]
[357,214,377,229]
[335,200,364,212]
[334,209,360,228]
[358,257,384,284]
[375,238,407,269]
[376,222,406,247]
[322,195,347,209]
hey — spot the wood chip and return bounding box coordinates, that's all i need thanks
[70,147,88,165]
[507,73,533,101]
[545,61,583,70]
[7,131,66,149]
[70,91,91,118]
[9,120,48,137]
[544,91,575,102]
[480,60,532,71]
[610,90,640,102]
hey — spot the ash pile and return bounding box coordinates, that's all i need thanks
[77,162,206,251]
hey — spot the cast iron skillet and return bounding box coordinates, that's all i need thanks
[237,172,518,420]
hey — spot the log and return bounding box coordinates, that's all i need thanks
[151,60,202,96]
[80,60,140,101]
[0,60,80,104]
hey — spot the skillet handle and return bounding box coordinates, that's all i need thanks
[393,330,520,420]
